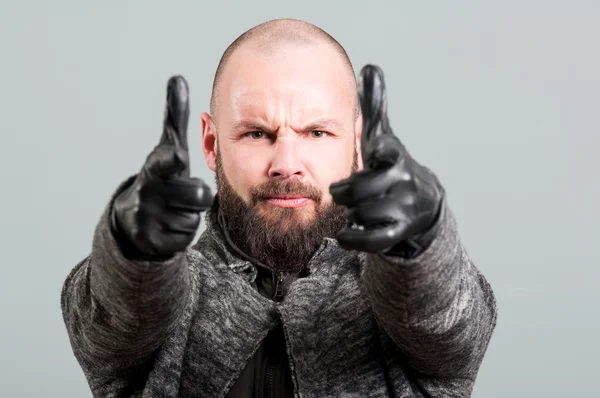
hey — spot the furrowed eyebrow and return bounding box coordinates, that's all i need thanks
[302,118,343,132]
[232,120,273,133]
[231,118,344,133]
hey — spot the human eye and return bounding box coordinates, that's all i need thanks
[309,130,329,138]
[245,131,266,139]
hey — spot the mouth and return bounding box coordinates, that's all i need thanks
[264,194,312,208]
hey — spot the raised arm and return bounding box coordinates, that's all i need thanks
[61,76,213,392]
[330,65,497,394]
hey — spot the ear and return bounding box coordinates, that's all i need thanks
[201,112,217,172]
[354,113,364,171]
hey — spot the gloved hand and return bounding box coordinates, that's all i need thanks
[111,76,214,260]
[330,65,444,258]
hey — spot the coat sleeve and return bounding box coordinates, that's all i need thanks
[60,176,191,392]
[361,197,498,394]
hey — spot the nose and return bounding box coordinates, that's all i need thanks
[267,136,304,179]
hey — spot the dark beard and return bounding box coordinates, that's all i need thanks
[215,150,357,273]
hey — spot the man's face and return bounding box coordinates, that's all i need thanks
[202,42,362,272]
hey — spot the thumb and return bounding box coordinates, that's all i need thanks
[365,133,404,170]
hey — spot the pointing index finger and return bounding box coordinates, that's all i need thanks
[358,64,398,168]
[358,64,387,134]
[161,75,190,151]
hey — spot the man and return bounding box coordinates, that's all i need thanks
[61,18,497,397]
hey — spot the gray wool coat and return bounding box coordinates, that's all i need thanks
[61,180,498,397]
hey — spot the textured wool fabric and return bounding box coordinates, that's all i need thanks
[61,178,498,397]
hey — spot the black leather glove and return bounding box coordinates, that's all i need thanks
[111,76,214,261]
[330,65,444,258]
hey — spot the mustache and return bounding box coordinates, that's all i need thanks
[250,179,322,204]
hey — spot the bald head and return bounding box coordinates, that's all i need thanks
[209,19,358,119]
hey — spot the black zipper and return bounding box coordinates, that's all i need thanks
[265,361,275,398]
[274,271,285,299]
[267,272,285,397]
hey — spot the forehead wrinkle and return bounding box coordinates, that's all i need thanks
[232,81,346,117]
[231,91,278,128]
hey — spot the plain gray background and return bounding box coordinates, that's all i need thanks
[1,0,598,396]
